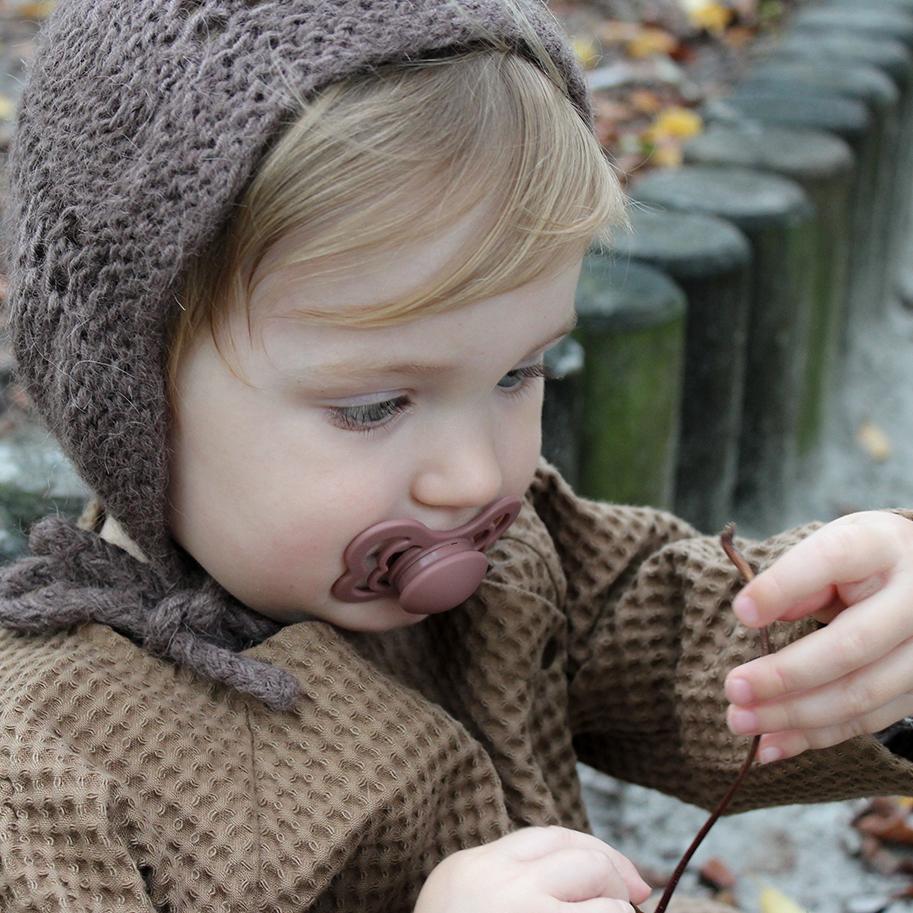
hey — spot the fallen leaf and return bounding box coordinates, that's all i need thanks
[629,89,664,114]
[853,797,904,824]
[759,0,785,26]
[714,889,739,907]
[593,97,637,122]
[649,142,684,168]
[596,20,645,45]
[643,106,703,142]
[722,26,756,49]
[681,0,734,35]
[759,885,808,913]
[855,420,891,462]
[626,27,678,59]
[859,835,902,877]
[571,36,600,70]
[731,0,759,18]
[11,0,55,16]
[699,856,737,890]
[855,811,913,845]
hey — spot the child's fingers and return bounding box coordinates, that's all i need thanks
[725,582,913,703]
[727,633,913,735]
[751,694,913,763]
[531,847,630,903]
[731,512,911,628]
[498,827,651,901]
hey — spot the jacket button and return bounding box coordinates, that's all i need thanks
[540,636,558,669]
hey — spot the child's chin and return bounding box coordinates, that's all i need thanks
[328,597,429,632]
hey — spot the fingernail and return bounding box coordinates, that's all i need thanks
[733,593,760,625]
[726,676,753,705]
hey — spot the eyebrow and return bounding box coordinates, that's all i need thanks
[304,312,579,379]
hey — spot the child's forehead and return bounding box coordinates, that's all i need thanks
[251,271,579,389]
[248,199,495,320]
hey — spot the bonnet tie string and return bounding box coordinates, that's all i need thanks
[0,516,302,711]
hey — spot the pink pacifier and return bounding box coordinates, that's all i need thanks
[331,496,523,614]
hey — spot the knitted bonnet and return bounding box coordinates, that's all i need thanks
[0,0,593,710]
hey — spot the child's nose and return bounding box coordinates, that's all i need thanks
[410,431,504,513]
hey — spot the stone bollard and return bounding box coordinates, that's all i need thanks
[821,0,913,10]
[703,93,873,348]
[605,209,751,534]
[769,32,913,240]
[771,31,913,314]
[682,121,854,463]
[541,335,585,490]
[739,62,900,323]
[789,7,913,279]
[573,254,686,510]
[793,6,913,50]
[630,166,816,526]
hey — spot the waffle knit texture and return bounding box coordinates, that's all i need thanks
[0,0,591,707]
[1,459,913,913]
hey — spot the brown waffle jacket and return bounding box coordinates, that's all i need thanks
[1,457,911,913]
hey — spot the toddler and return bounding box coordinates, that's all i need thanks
[1,1,912,912]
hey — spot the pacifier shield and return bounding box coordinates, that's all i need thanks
[331,495,522,614]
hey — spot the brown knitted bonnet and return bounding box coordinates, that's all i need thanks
[0,0,593,709]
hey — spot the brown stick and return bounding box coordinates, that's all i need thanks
[632,522,771,913]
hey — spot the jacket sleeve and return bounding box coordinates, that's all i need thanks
[527,458,913,813]
[0,721,158,913]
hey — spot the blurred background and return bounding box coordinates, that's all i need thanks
[1,1,912,911]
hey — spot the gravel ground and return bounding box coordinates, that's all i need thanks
[578,763,913,913]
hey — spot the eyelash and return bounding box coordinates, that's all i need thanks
[327,363,557,436]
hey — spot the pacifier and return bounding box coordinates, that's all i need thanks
[331,496,523,615]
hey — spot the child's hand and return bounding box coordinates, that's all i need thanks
[724,511,913,763]
[412,825,652,913]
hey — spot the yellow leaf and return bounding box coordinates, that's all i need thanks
[571,36,600,70]
[856,420,892,462]
[644,106,703,142]
[651,143,684,168]
[13,0,55,17]
[626,27,678,59]
[759,886,809,913]
[685,0,734,35]
[630,89,664,114]
[0,95,15,121]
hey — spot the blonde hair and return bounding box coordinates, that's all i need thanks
[166,1,628,398]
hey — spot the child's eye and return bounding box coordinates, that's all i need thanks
[326,362,558,436]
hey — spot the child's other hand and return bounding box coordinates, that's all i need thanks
[724,511,913,763]
[412,825,651,913]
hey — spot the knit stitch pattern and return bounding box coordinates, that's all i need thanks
[1,460,912,913]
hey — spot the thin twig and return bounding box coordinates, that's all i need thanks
[632,522,772,913]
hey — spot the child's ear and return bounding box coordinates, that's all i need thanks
[76,495,106,533]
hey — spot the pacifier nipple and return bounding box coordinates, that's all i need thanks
[331,496,522,614]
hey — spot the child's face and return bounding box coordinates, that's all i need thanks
[166,210,583,631]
